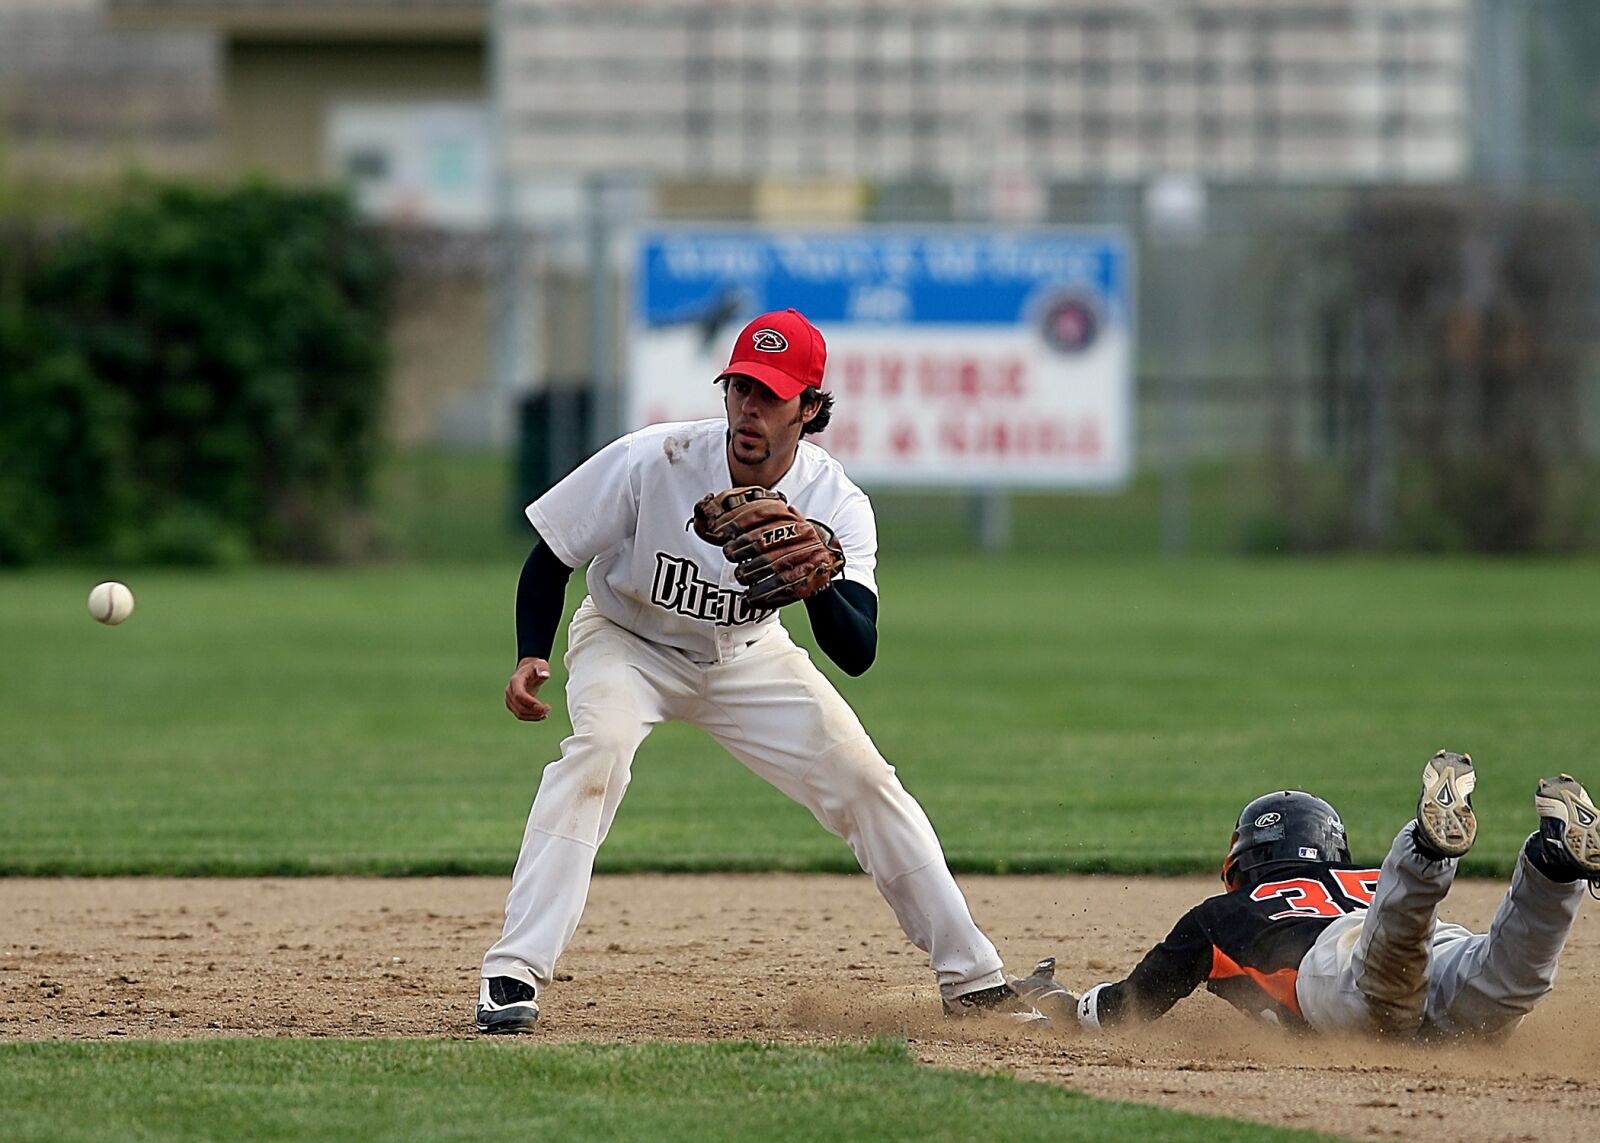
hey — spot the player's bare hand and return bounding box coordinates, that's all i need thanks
[506,657,553,722]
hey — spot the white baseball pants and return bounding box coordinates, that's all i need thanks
[482,600,1007,1000]
[1296,823,1586,1037]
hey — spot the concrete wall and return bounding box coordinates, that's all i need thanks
[223,39,482,183]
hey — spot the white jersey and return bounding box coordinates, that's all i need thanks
[527,419,878,663]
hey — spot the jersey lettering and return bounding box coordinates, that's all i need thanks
[1250,877,1345,920]
[652,553,765,626]
[1250,868,1382,920]
[1331,867,1379,906]
[531,421,877,660]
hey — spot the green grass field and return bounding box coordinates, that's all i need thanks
[0,1038,1337,1143]
[2,556,1597,876]
[7,455,1599,1142]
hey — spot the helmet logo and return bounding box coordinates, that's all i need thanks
[1255,812,1282,828]
[1297,847,1320,859]
[751,329,789,353]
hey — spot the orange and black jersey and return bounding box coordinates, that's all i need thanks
[1093,861,1380,1029]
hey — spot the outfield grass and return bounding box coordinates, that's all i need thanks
[2,557,1596,877]
[5,461,1586,1143]
[0,1038,1337,1143]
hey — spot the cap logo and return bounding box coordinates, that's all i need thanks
[1255,812,1282,828]
[750,328,789,353]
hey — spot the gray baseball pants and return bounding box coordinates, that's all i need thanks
[1296,822,1586,1037]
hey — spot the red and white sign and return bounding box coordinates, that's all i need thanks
[629,228,1134,489]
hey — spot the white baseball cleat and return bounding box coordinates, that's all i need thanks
[1415,749,1477,860]
[1535,774,1600,879]
[476,976,540,1034]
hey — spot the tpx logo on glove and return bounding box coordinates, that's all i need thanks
[690,485,845,610]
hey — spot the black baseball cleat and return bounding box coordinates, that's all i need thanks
[1535,774,1600,881]
[476,976,540,1034]
[1415,750,1477,860]
[942,981,1047,1024]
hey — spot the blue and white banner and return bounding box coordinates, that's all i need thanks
[629,227,1134,488]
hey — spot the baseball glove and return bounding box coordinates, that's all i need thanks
[1007,958,1080,1027]
[689,486,846,609]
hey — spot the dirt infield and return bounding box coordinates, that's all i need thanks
[3,873,1596,1141]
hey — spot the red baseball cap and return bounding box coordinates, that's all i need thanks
[716,308,827,400]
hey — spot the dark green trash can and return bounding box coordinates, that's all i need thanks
[512,385,594,524]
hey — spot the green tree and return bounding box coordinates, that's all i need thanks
[0,182,390,564]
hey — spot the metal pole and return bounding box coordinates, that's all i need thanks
[586,175,616,453]
[971,490,1012,554]
[488,236,534,451]
[1146,174,1206,560]
[1160,245,1195,560]
[488,0,534,450]
[1473,0,1527,187]
[1159,370,1190,558]
[1358,298,1395,548]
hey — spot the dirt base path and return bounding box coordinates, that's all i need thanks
[3,874,1596,1141]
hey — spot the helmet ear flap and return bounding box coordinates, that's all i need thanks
[1221,830,1242,891]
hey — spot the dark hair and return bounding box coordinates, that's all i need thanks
[800,389,835,436]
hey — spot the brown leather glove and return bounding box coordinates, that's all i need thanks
[689,486,846,609]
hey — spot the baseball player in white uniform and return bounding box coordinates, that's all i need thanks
[477,308,1040,1032]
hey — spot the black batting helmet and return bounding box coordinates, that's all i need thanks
[1222,790,1351,892]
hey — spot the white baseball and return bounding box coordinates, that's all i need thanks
[88,581,135,626]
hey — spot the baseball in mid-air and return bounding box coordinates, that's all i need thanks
[87,581,135,626]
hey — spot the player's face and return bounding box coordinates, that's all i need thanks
[723,376,814,472]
